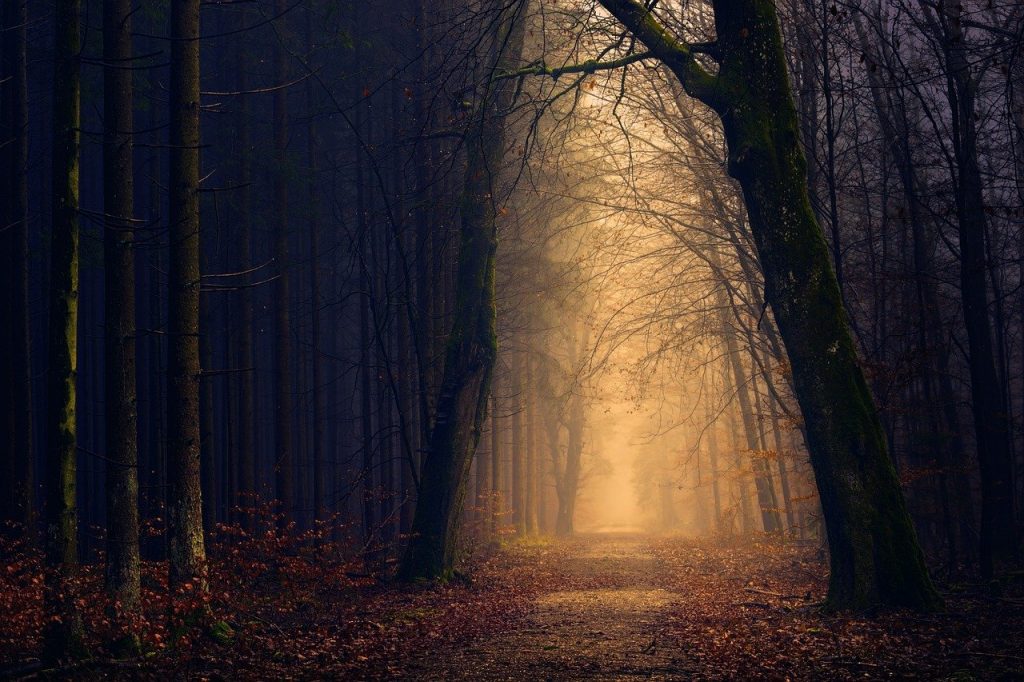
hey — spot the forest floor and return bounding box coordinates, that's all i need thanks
[3,531,1024,679]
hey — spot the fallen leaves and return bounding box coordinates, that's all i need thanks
[2,530,1023,679]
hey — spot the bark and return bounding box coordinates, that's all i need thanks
[103,0,141,630]
[43,0,86,660]
[598,0,940,610]
[0,0,33,536]
[166,0,208,594]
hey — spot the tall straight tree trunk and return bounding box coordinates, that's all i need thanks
[524,357,537,534]
[490,389,501,536]
[703,394,724,534]
[398,2,526,581]
[511,358,525,533]
[356,102,376,551]
[937,0,1018,577]
[599,0,939,611]
[103,0,141,640]
[556,389,583,536]
[166,0,208,595]
[0,0,33,537]
[233,16,256,520]
[763,365,796,531]
[307,56,325,531]
[475,421,489,525]
[273,0,294,527]
[726,397,755,534]
[536,409,548,534]
[43,0,86,660]
[555,317,589,537]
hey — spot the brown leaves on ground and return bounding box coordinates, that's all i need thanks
[2,530,1023,679]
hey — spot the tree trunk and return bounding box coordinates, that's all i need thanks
[43,0,86,661]
[307,47,325,530]
[703,394,724,534]
[273,0,294,528]
[598,0,939,610]
[524,356,537,534]
[555,391,583,537]
[103,0,141,640]
[397,3,525,580]
[0,0,33,538]
[166,0,208,595]
[233,6,256,523]
[511,357,525,534]
[490,390,501,537]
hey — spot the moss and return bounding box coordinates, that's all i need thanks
[207,620,235,645]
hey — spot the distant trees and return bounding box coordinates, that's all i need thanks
[597,0,940,611]
[934,0,1018,577]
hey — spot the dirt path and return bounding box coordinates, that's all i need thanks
[393,532,1024,681]
[408,532,695,679]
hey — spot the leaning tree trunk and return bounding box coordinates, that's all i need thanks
[166,0,208,596]
[598,0,939,611]
[103,0,142,645]
[398,3,526,581]
[43,0,86,661]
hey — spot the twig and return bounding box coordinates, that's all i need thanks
[743,587,805,600]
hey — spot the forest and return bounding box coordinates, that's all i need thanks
[1,0,1023,678]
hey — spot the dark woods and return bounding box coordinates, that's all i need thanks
[0,0,1022,671]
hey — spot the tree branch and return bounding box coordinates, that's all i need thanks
[597,0,725,110]
[497,50,654,80]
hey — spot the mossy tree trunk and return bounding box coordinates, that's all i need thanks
[0,0,33,538]
[103,0,142,640]
[43,0,86,661]
[166,0,208,595]
[398,1,526,581]
[599,0,940,611]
